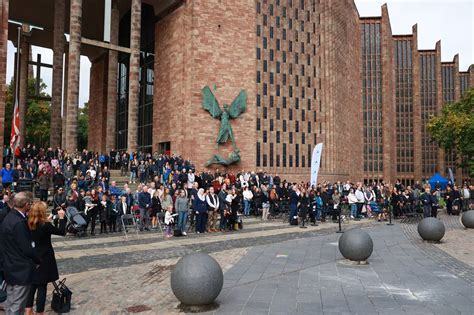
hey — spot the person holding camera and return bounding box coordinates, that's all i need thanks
[1,192,41,314]
[25,201,66,315]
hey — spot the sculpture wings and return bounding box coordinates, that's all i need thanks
[201,86,222,119]
[227,90,247,119]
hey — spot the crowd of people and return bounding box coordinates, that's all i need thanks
[1,145,473,238]
[0,145,473,314]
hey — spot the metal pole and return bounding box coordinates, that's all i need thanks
[387,204,394,226]
[336,205,344,233]
[12,26,22,171]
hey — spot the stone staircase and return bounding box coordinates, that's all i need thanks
[109,169,139,191]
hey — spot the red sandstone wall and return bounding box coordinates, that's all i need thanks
[154,0,257,172]
[318,0,363,183]
[87,55,108,153]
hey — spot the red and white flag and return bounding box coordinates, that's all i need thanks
[10,96,20,149]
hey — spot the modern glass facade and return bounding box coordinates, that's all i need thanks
[419,52,438,176]
[394,38,414,184]
[361,20,383,181]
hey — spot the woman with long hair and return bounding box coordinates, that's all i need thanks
[25,202,66,315]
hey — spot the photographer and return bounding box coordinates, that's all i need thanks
[25,202,66,315]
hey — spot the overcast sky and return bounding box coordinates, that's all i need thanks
[5,0,473,107]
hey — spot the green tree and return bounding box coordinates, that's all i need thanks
[3,78,51,147]
[78,102,89,150]
[428,87,474,176]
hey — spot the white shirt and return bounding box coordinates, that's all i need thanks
[206,194,219,209]
[122,202,127,213]
[243,190,253,201]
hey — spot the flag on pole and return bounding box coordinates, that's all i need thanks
[310,143,323,187]
[10,96,20,149]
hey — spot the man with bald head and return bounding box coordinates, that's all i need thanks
[1,191,41,314]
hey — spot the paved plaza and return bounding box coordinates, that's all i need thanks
[2,215,472,314]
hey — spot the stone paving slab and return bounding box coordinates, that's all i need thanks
[56,219,375,274]
[211,223,473,315]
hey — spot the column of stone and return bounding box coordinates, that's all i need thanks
[127,0,141,153]
[435,41,445,176]
[0,0,9,169]
[65,0,82,152]
[411,24,423,183]
[105,1,119,153]
[50,0,65,149]
[18,25,29,147]
[61,48,69,148]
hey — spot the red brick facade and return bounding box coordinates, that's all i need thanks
[43,0,474,183]
[153,0,257,173]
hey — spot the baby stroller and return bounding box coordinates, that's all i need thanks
[370,201,381,214]
[65,206,88,237]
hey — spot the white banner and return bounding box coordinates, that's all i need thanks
[448,168,455,184]
[310,143,323,187]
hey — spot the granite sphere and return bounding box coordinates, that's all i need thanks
[417,217,445,242]
[461,210,474,229]
[170,253,223,306]
[338,228,373,262]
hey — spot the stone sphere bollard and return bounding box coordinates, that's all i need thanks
[417,217,445,242]
[461,210,474,229]
[170,253,223,306]
[338,228,373,262]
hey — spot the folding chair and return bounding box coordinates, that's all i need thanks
[156,212,165,233]
[121,214,139,241]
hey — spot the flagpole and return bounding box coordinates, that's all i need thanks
[12,26,21,170]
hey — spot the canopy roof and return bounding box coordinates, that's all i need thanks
[8,0,181,60]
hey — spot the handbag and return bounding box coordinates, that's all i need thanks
[51,278,72,313]
[0,271,7,303]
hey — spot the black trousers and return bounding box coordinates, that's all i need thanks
[40,189,48,202]
[109,216,117,232]
[100,221,108,233]
[26,283,47,312]
[87,210,97,234]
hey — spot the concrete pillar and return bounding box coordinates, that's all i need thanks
[50,0,65,149]
[61,48,69,148]
[127,0,141,153]
[18,26,29,147]
[0,0,9,170]
[105,1,119,153]
[65,0,82,152]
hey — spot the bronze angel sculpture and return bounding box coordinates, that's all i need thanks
[202,85,247,150]
[202,85,247,166]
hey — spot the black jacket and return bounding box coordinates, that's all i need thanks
[0,210,41,285]
[30,220,66,284]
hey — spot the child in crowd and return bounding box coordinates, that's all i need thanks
[164,205,176,238]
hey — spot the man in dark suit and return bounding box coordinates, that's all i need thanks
[0,191,41,314]
[138,186,151,231]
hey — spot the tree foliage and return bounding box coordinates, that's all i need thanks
[78,102,89,150]
[3,78,51,147]
[428,87,474,176]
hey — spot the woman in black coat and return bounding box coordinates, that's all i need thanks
[99,194,109,234]
[26,201,66,315]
